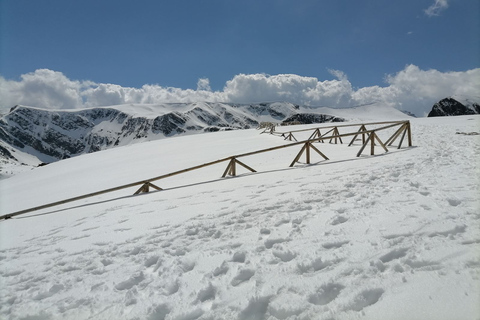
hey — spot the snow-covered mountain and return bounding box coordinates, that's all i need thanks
[428,96,480,117]
[0,102,345,172]
[0,112,478,320]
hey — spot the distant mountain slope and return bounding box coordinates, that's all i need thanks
[428,96,480,117]
[0,102,345,175]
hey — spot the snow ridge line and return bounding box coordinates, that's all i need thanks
[0,120,411,220]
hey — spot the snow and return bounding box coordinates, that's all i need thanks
[0,111,479,320]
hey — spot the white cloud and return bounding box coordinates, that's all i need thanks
[197,78,211,91]
[0,69,88,110]
[1,65,479,117]
[424,0,449,17]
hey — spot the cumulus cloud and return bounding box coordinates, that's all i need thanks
[1,65,479,117]
[424,0,449,17]
[0,69,89,110]
[197,78,211,91]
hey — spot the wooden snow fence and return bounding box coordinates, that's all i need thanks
[0,120,412,220]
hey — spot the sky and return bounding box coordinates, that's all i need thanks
[0,0,479,116]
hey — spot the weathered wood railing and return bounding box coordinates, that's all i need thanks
[0,120,412,220]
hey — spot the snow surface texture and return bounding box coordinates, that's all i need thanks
[0,113,479,319]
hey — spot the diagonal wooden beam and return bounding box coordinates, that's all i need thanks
[289,143,308,167]
[373,133,389,153]
[348,124,369,146]
[309,142,329,160]
[235,159,257,174]
[357,132,374,157]
[407,122,412,147]
[222,158,235,177]
[133,182,163,195]
[385,123,407,146]
[398,125,408,149]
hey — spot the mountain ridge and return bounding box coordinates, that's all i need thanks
[0,102,350,178]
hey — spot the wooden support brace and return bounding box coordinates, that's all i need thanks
[309,143,329,160]
[370,132,375,155]
[357,132,374,157]
[290,142,329,167]
[222,158,235,177]
[322,128,334,138]
[284,132,297,141]
[329,127,343,144]
[235,159,257,174]
[398,126,408,149]
[308,129,323,143]
[306,142,311,164]
[407,122,412,147]
[222,158,256,177]
[133,182,163,195]
[374,133,388,153]
[361,125,367,144]
[385,123,407,146]
[348,125,367,146]
[336,127,343,144]
[289,143,308,167]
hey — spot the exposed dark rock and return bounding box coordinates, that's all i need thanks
[428,97,480,117]
[281,113,345,125]
[0,145,16,160]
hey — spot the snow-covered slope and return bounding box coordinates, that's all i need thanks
[0,112,478,320]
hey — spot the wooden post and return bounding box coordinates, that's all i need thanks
[222,158,235,177]
[290,142,328,167]
[357,132,374,157]
[385,123,407,146]
[284,132,297,141]
[407,121,412,147]
[329,127,343,144]
[306,142,311,164]
[348,124,368,146]
[370,132,375,155]
[230,158,236,176]
[308,129,323,143]
[222,157,256,177]
[290,143,308,167]
[133,182,162,195]
[398,126,408,149]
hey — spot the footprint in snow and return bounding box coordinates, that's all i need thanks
[378,248,408,263]
[231,269,255,286]
[330,216,348,225]
[212,261,229,277]
[322,240,349,249]
[264,238,288,249]
[232,251,246,263]
[297,258,340,274]
[345,288,385,312]
[447,199,462,207]
[309,283,345,305]
[115,272,144,291]
[428,225,466,238]
[272,249,297,262]
[195,283,216,303]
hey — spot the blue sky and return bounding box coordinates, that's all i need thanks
[1,0,478,89]
[0,0,479,115]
